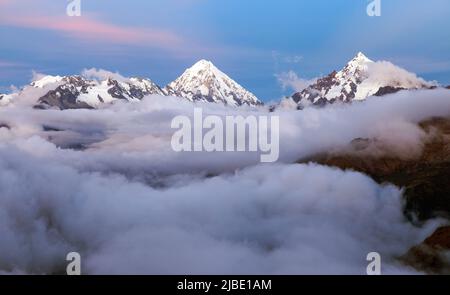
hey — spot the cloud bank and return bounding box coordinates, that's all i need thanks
[0,147,438,274]
[0,88,449,274]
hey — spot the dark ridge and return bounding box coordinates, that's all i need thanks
[107,78,128,100]
[0,122,11,129]
[42,125,64,132]
[37,86,94,110]
[299,116,450,222]
[59,143,89,151]
[401,226,450,274]
[373,86,406,96]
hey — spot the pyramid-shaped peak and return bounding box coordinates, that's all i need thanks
[195,59,214,66]
[190,59,216,70]
[356,52,368,58]
[351,52,373,63]
[165,59,261,106]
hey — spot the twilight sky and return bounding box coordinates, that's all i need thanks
[0,0,449,101]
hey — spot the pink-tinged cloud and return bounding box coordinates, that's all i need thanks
[0,15,183,48]
[0,60,23,68]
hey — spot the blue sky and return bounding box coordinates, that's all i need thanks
[0,0,449,101]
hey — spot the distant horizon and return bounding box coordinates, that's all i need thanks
[2,51,447,101]
[1,0,450,101]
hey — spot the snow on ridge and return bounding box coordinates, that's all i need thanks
[4,61,261,109]
[292,52,436,107]
[164,59,262,106]
[24,73,164,109]
[30,75,64,88]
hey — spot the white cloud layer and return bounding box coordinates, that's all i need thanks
[0,88,450,274]
[81,68,130,82]
[365,61,437,89]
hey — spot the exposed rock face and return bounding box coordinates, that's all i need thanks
[35,75,164,110]
[0,122,11,129]
[373,86,406,96]
[301,117,450,222]
[292,52,433,108]
[29,61,261,110]
[36,76,94,110]
[106,77,164,100]
[401,226,450,274]
[36,84,94,110]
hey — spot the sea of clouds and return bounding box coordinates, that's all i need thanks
[0,88,449,274]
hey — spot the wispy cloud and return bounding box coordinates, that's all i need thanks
[81,68,129,82]
[276,71,316,92]
[0,60,22,68]
[0,15,183,48]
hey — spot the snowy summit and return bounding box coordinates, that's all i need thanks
[164,60,262,106]
[292,52,434,107]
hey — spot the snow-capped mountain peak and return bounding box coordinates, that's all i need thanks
[2,60,262,109]
[164,60,262,106]
[32,74,164,109]
[351,52,373,64]
[189,59,215,72]
[31,75,64,88]
[292,52,434,107]
[338,52,373,80]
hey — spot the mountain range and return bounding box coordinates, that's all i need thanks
[1,60,262,110]
[0,53,447,110]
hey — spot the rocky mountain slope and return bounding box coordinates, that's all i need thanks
[299,116,450,274]
[301,116,450,222]
[402,226,450,274]
[1,60,262,110]
[292,52,434,107]
[34,75,165,110]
